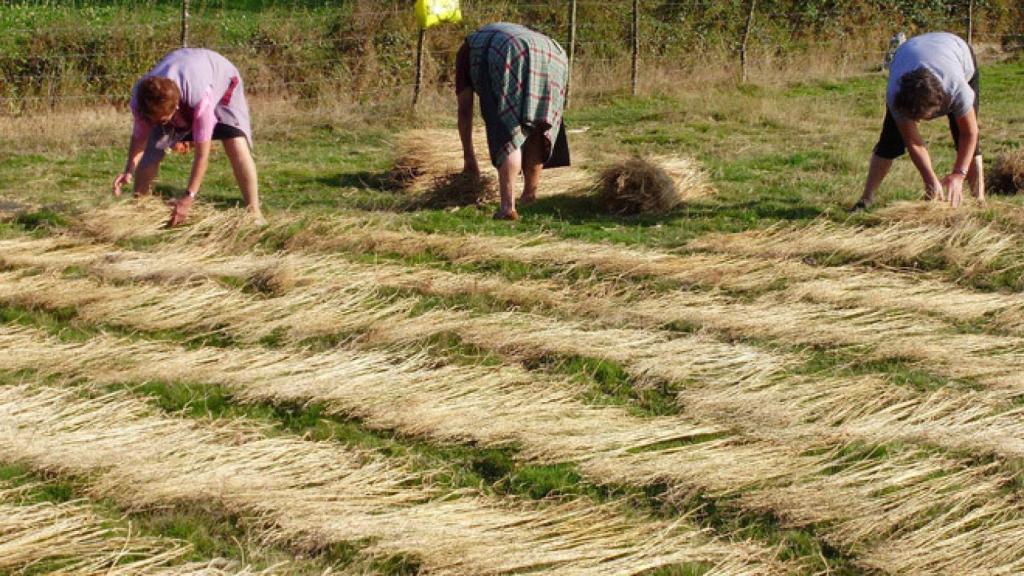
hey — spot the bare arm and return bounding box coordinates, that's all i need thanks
[457,88,479,174]
[167,139,212,227]
[186,140,213,197]
[941,110,979,208]
[113,132,147,196]
[895,118,943,200]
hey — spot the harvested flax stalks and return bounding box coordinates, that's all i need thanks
[988,149,1024,195]
[0,385,784,576]
[411,172,499,209]
[0,484,192,574]
[389,129,496,207]
[244,260,299,296]
[389,128,593,208]
[598,155,712,215]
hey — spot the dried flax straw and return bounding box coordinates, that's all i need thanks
[389,128,595,201]
[5,327,1022,573]
[678,374,1024,459]
[365,307,788,387]
[692,218,1020,275]
[14,323,974,569]
[0,325,721,462]
[4,255,1024,571]
[11,236,1024,445]
[597,155,713,215]
[9,235,1024,447]
[278,217,1024,330]
[84,243,1024,395]
[0,267,791,391]
[0,484,190,575]
[0,269,406,344]
[0,385,782,576]
[65,205,1024,331]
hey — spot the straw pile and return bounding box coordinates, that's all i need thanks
[597,155,712,215]
[389,128,594,208]
[389,129,497,208]
[244,260,299,296]
[988,149,1024,195]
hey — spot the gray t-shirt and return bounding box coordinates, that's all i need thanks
[887,32,975,121]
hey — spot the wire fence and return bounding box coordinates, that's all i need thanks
[1,0,1021,114]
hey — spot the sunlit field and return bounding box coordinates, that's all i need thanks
[3,3,1024,573]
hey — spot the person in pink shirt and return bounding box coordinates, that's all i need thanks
[112,48,264,226]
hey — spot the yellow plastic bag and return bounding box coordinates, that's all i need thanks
[415,0,462,29]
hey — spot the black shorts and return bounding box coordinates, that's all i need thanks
[139,123,248,169]
[873,49,981,160]
[181,123,247,142]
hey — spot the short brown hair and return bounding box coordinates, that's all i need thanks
[894,67,947,120]
[136,77,180,122]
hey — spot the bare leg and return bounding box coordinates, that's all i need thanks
[223,137,265,224]
[520,134,545,205]
[496,148,522,220]
[856,153,894,208]
[968,155,985,203]
[133,157,161,197]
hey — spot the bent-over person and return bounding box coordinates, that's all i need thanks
[113,48,264,227]
[455,23,570,221]
[853,32,984,211]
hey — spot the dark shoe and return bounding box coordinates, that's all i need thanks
[848,200,870,213]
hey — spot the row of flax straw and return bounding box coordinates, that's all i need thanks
[2,197,1024,573]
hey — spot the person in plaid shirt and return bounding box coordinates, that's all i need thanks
[455,23,570,221]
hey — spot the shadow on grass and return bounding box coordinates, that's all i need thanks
[524,193,824,228]
[314,170,395,191]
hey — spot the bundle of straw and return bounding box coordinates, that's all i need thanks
[388,129,496,208]
[988,150,1024,195]
[390,129,594,208]
[597,155,712,215]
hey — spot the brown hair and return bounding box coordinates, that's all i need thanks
[136,77,180,122]
[893,67,947,120]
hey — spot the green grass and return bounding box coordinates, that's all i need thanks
[0,463,373,574]
[3,49,1024,576]
[108,376,861,575]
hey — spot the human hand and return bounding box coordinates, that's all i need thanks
[923,179,945,202]
[942,173,966,209]
[167,194,194,227]
[112,172,132,197]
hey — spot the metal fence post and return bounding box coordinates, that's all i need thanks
[631,0,639,96]
[740,0,756,83]
[180,0,190,48]
[413,27,427,108]
[566,0,577,107]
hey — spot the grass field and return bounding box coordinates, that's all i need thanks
[2,47,1024,575]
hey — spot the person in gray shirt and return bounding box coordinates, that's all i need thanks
[853,32,983,211]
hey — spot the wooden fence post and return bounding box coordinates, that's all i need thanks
[413,28,426,108]
[740,0,756,83]
[967,0,974,45]
[566,0,577,107]
[631,0,639,96]
[180,0,190,48]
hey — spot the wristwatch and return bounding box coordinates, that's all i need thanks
[953,168,969,177]
[185,189,198,199]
